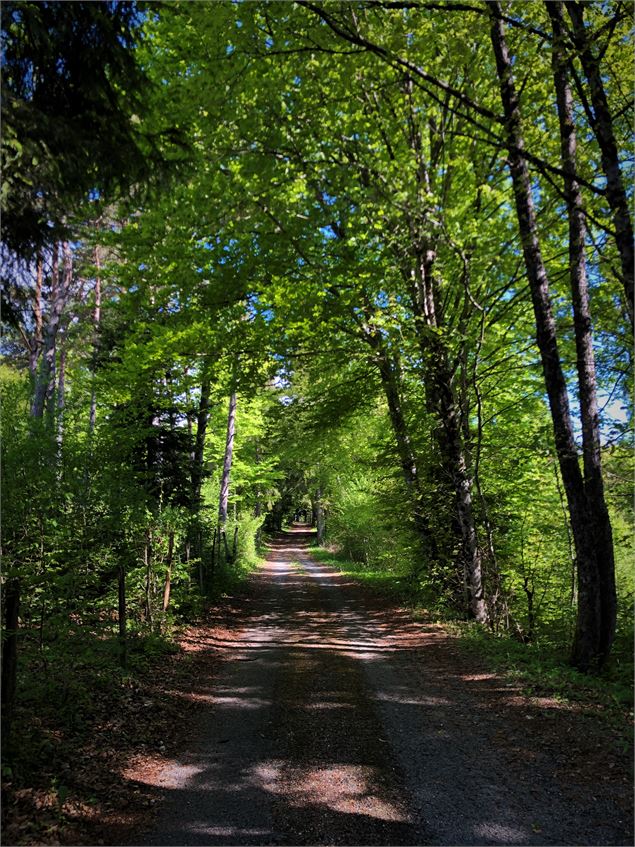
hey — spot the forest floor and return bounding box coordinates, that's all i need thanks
[4,527,633,846]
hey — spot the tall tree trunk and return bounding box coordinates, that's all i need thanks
[118,563,127,667]
[31,244,59,419]
[218,391,237,560]
[56,341,66,463]
[409,250,488,625]
[191,377,211,514]
[367,333,435,559]
[144,530,153,625]
[162,531,175,612]
[28,254,44,378]
[548,1,617,663]
[31,243,73,421]
[564,0,634,325]
[313,488,326,544]
[488,2,607,670]
[1,578,20,744]
[88,247,102,437]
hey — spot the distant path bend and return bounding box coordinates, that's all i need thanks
[131,526,632,846]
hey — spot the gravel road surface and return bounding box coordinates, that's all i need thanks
[130,527,632,846]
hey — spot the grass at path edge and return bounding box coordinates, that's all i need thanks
[309,542,634,735]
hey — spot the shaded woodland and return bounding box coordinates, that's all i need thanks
[1,1,633,838]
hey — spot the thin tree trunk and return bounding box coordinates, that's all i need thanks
[162,531,175,612]
[32,244,59,419]
[369,336,435,557]
[190,377,211,548]
[488,2,605,670]
[314,488,326,545]
[410,251,488,624]
[56,342,66,462]
[88,247,102,436]
[549,1,617,662]
[144,530,153,625]
[1,578,20,743]
[29,254,44,378]
[209,526,217,589]
[118,563,127,667]
[473,311,502,624]
[564,0,634,324]
[218,391,237,558]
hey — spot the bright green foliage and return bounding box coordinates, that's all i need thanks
[1,1,632,790]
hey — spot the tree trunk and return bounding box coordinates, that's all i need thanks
[1,578,20,743]
[314,488,326,545]
[218,391,237,526]
[28,254,44,378]
[31,244,59,419]
[88,247,102,436]
[144,530,153,625]
[548,1,617,663]
[488,1,606,670]
[56,341,66,462]
[564,0,634,325]
[315,488,326,546]
[118,563,127,668]
[369,335,435,558]
[408,249,488,624]
[191,378,211,511]
[209,526,217,589]
[232,525,239,562]
[218,390,237,559]
[189,377,211,564]
[162,531,175,612]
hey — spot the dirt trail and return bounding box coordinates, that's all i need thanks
[127,528,632,846]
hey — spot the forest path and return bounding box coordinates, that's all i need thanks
[128,527,631,846]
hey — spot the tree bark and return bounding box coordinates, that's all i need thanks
[407,248,488,624]
[548,1,617,663]
[488,1,608,669]
[89,246,102,436]
[191,378,211,512]
[564,0,634,325]
[1,578,20,743]
[162,531,175,612]
[218,391,237,529]
[367,334,436,559]
[28,254,44,378]
[31,243,73,421]
[56,341,66,462]
[118,563,127,667]
[144,530,153,625]
[313,488,326,544]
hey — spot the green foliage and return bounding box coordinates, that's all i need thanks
[452,621,634,722]
[1,3,632,815]
[0,1,184,258]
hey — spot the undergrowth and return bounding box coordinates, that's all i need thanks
[2,541,265,846]
[310,541,634,733]
[449,621,634,723]
[308,544,412,602]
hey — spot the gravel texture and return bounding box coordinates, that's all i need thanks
[128,528,633,846]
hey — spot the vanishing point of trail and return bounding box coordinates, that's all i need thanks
[129,527,631,846]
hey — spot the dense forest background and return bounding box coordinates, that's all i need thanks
[1,0,633,819]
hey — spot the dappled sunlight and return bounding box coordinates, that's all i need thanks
[374,691,452,707]
[190,826,273,839]
[120,529,632,847]
[206,694,272,709]
[271,763,412,823]
[473,823,531,843]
